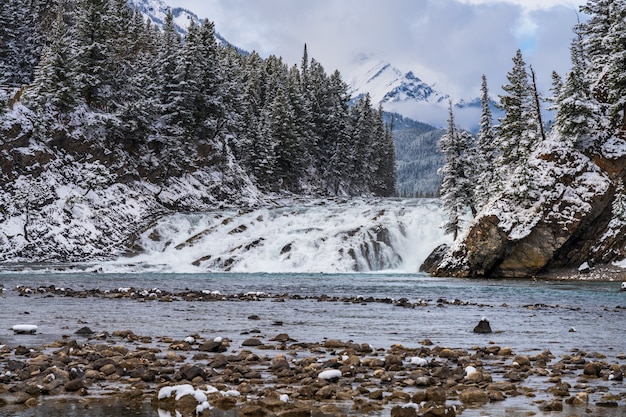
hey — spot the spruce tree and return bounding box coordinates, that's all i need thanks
[553,28,601,147]
[495,50,541,176]
[151,10,184,161]
[438,103,473,240]
[474,74,498,209]
[324,70,352,194]
[26,5,79,123]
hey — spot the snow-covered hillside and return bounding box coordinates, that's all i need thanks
[129,0,237,49]
[129,0,196,32]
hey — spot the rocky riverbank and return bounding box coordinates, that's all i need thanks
[1,285,625,416]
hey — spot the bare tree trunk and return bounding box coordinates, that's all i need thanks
[530,65,546,142]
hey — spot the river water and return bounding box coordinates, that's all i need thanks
[0,271,625,416]
[0,195,623,416]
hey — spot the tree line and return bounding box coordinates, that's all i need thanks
[438,0,626,239]
[0,0,396,197]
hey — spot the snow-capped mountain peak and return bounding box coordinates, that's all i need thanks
[129,0,196,33]
[347,56,449,107]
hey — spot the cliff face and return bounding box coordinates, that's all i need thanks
[421,134,626,278]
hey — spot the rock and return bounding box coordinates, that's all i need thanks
[425,387,446,405]
[513,355,530,367]
[473,318,492,333]
[539,400,563,412]
[419,141,618,277]
[390,405,418,417]
[315,385,335,400]
[498,347,513,356]
[270,333,291,342]
[74,326,94,335]
[238,402,267,417]
[384,354,403,370]
[100,364,117,375]
[315,404,346,417]
[65,379,85,392]
[459,388,489,405]
[242,338,263,347]
[276,407,312,417]
[180,364,206,381]
[199,340,227,352]
[421,405,457,417]
[566,392,589,406]
[583,362,602,377]
[419,243,449,274]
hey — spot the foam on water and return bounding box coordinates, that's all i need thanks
[99,198,449,274]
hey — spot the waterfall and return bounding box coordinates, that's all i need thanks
[101,198,449,273]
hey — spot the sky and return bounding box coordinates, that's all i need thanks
[167,0,587,101]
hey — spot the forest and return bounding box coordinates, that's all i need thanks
[0,0,396,198]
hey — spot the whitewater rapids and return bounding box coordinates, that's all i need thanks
[101,198,449,274]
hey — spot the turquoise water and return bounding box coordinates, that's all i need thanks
[0,272,625,416]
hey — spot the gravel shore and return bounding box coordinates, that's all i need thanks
[1,285,625,417]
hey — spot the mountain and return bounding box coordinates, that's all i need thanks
[129,0,197,33]
[129,0,240,51]
[347,55,486,129]
[383,112,443,197]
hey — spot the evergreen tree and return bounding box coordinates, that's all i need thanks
[604,2,626,130]
[579,0,625,133]
[150,11,184,163]
[347,94,376,193]
[613,179,626,224]
[0,0,49,86]
[370,106,397,196]
[324,70,352,194]
[473,74,498,209]
[26,4,79,122]
[73,0,111,110]
[553,27,602,147]
[547,71,563,111]
[438,103,474,240]
[495,50,541,173]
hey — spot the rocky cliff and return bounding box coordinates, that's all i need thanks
[421,134,626,278]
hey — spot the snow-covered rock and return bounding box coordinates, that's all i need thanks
[422,131,625,277]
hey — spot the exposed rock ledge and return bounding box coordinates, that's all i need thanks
[421,136,626,278]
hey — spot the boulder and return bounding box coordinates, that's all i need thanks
[459,388,489,405]
[420,141,622,277]
[473,318,492,334]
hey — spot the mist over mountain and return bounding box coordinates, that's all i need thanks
[347,55,492,130]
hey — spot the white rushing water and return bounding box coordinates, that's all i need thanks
[100,198,449,274]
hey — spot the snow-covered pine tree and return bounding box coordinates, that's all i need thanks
[604,2,626,131]
[150,10,185,170]
[287,64,314,181]
[0,0,49,87]
[370,106,397,197]
[26,4,79,116]
[613,179,626,225]
[496,50,539,169]
[553,26,602,148]
[324,70,352,195]
[473,74,498,210]
[438,102,474,240]
[578,0,624,135]
[347,93,376,194]
[73,0,112,110]
[115,8,158,143]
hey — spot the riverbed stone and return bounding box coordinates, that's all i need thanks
[459,388,489,405]
[583,362,602,377]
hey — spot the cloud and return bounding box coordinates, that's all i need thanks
[168,0,584,100]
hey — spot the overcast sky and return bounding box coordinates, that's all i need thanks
[167,0,587,100]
